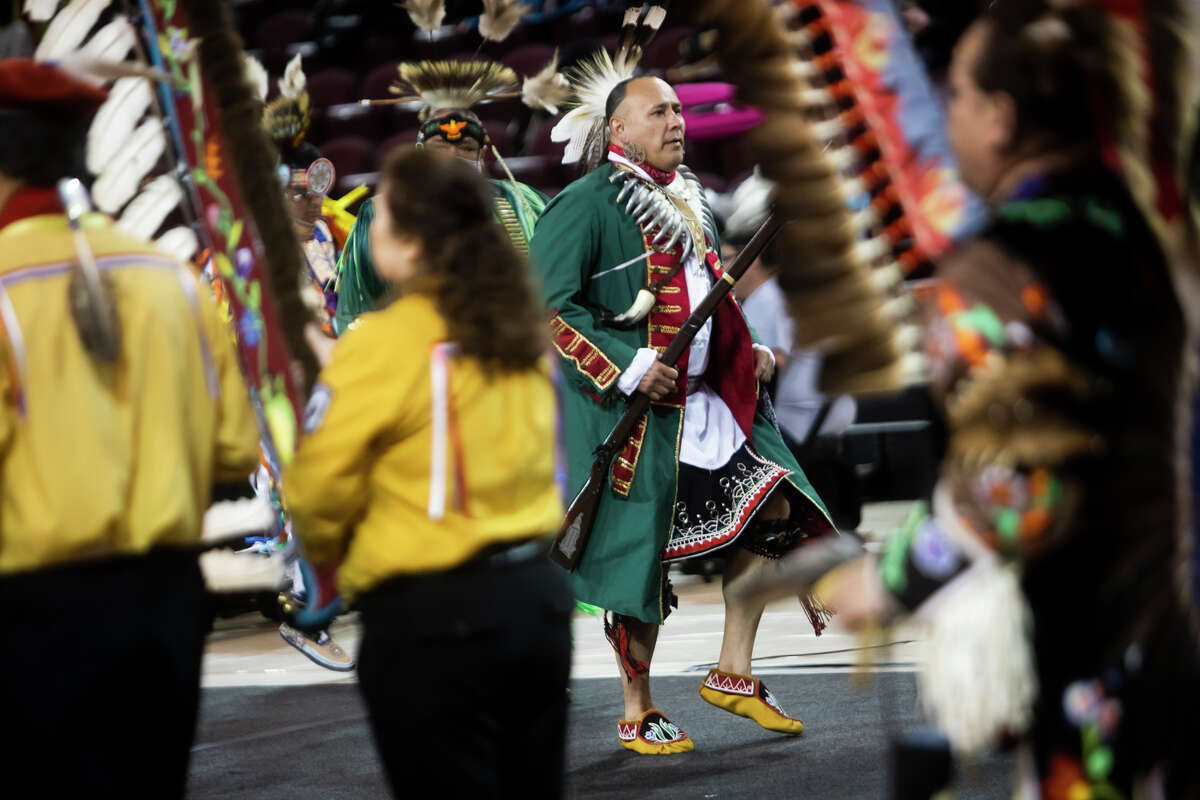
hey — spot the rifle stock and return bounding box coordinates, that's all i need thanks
[549,212,783,571]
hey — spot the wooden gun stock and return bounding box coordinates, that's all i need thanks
[549,212,784,571]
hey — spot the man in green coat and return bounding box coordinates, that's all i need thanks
[334,107,546,333]
[530,75,836,755]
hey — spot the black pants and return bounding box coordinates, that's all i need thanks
[0,549,210,798]
[356,553,574,799]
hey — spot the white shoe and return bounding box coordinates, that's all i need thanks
[200,548,288,593]
[202,496,275,543]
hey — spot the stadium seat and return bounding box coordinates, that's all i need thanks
[307,68,358,109]
[317,136,377,177]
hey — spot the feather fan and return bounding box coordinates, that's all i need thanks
[521,50,570,114]
[479,0,530,43]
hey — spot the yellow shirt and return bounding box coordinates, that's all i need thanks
[0,214,260,574]
[285,292,563,600]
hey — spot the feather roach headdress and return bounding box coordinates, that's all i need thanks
[388,59,517,118]
[387,2,569,121]
[550,3,668,171]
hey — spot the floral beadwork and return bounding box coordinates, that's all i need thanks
[643,717,685,744]
[910,517,960,580]
[970,465,1063,550]
[1041,678,1126,800]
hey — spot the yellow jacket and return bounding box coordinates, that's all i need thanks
[285,291,562,600]
[0,213,260,574]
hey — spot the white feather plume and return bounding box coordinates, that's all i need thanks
[520,50,570,114]
[722,169,774,240]
[34,0,112,61]
[242,54,269,102]
[117,174,183,242]
[77,16,135,64]
[87,77,152,174]
[278,52,306,100]
[479,0,530,43]
[24,0,63,23]
[401,0,445,35]
[92,117,167,213]
[155,226,199,262]
[550,49,634,165]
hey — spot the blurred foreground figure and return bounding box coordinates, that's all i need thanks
[0,60,259,797]
[285,149,571,798]
[768,2,1200,796]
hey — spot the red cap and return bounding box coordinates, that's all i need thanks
[0,59,108,113]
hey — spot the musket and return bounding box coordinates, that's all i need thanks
[550,210,785,571]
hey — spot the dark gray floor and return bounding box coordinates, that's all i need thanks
[187,673,1010,799]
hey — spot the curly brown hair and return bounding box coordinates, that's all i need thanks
[378,147,546,371]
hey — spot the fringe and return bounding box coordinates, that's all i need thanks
[800,592,833,637]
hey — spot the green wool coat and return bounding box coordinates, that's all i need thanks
[530,163,829,624]
[333,179,547,334]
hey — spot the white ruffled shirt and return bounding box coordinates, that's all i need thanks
[610,153,772,469]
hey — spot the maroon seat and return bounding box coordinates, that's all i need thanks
[642,27,693,72]
[355,33,406,72]
[307,68,358,109]
[479,119,514,156]
[487,154,562,194]
[500,44,557,80]
[254,10,312,50]
[317,136,377,177]
[388,104,423,132]
[314,103,383,142]
[528,118,564,161]
[360,62,401,105]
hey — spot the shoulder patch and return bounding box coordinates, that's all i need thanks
[303,383,333,434]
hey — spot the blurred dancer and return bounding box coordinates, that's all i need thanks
[765,4,1200,796]
[0,60,259,796]
[285,149,572,797]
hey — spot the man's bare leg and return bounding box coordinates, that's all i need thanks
[701,492,805,734]
[718,491,789,674]
[616,617,658,719]
[611,615,694,752]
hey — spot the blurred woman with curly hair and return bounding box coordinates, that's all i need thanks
[285,147,572,798]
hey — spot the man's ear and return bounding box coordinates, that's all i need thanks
[609,116,624,144]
